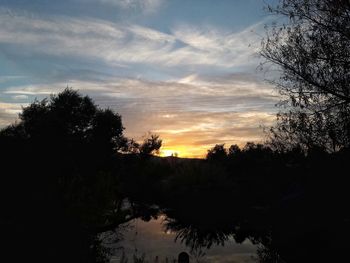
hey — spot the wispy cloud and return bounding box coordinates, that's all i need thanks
[0,6,276,157]
[171,22,262,67]
[1,73,278,157]
[157,111,275,157]
[0,102,24,115]
[0,101,27,127]
[12,95,29,100]
[0,9,264,70]
[100,0,164,14]
[0,75,26,83]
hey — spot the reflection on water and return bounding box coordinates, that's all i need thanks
[110,216,257,263]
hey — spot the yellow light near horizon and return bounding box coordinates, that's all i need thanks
[159,145,207,159]
[160,149,178,157]
[159,147,187,158]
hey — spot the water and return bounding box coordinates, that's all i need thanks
[110,216,257,263]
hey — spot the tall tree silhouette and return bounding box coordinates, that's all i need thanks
[206,144,227,161]
[0,89,130,263]
[140,134,162,156]
[261,0,350,151]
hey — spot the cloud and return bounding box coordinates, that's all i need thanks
[101,0,164,14]
[12,95,29,100]
[1,73,278,157]
[0,7,276,157]
[99,75,279,157]
[0,9,264,71]
[0,102,25,115]
[170,22,263,67]
[0,101,27,127]
[151,110,275,157]
[0,75,26,83]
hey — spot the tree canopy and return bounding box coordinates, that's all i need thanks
[0,89,163,263]
[261,0,350,151]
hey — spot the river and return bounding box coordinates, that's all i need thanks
[109,216,257,263]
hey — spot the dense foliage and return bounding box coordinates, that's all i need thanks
[261,0,350,151]
[0,89,161,263]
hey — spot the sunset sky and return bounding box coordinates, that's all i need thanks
[0,0,280,158]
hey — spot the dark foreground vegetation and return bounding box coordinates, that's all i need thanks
[1,0,350,262]
[1,88,349,263]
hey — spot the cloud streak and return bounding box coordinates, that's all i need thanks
[100,0,164,14]
[1,73,278,157]
[0,101,27,127]
[0,5,277,157]
[0,9,263,70]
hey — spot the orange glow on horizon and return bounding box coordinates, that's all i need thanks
[157,137,260,159]
[159,145,207,159]
[128,111,276,159]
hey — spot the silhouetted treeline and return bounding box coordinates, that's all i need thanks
[121,143,350,262]
[1,89,349,263]
[0,89,161,263]
[109,141,350,262]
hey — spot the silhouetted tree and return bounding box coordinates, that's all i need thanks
[262,0,350,151]
[0,89,131,263]
[139,134,162,156]
[206,144,227,161]
[228,144,241,157]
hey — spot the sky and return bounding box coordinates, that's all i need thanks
[0,0,280,158]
